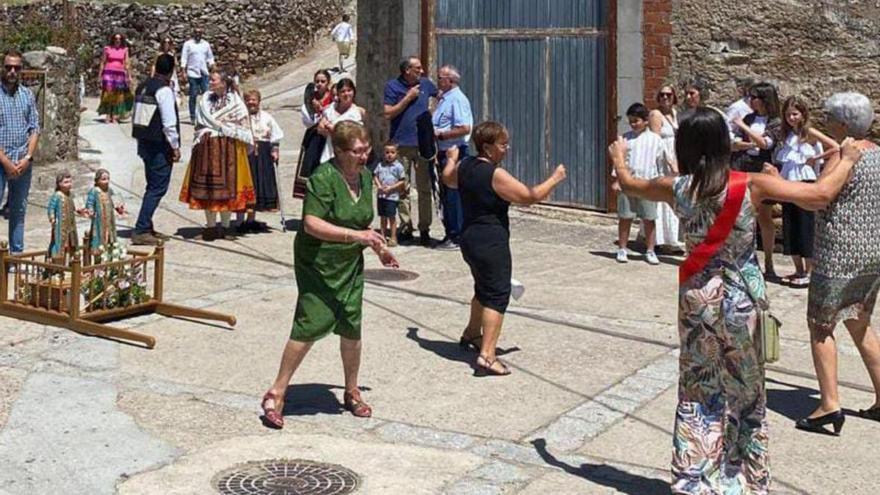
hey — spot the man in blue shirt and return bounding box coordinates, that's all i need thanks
[383,56,438,246]
[0,50,40,255]
[432,64,473,251]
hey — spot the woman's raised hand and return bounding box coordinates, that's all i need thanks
[378,248,400,269]
[552,164,567,183]
[840,137,862,164]
[761,162,780,177]
[356,229,386,250]
[608,136,627,168]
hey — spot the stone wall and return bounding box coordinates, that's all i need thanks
[23,48,79,163]
[3,0,346,93]
[669,0,880,134]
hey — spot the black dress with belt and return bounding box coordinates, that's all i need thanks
[458,156,512,313]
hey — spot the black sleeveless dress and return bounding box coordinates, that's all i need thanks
[458,156,512,313]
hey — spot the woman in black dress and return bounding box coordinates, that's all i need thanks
[442,121,567,375]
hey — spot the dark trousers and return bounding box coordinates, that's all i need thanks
[135,141,173,234]
[438,145,468,242]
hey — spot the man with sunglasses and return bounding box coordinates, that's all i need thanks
[0,49,40,256]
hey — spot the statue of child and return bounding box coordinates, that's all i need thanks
[47,170,89,262]
[85,168,127,256]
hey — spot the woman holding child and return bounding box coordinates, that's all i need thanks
[611,106,861,493]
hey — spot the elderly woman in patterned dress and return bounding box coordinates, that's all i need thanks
[611,107,861,494]
[794,92,880,435]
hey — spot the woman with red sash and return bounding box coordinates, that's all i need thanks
[610,107,861,494]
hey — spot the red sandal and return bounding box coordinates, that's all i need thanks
[261,390,284,429]
[343,390,372,418]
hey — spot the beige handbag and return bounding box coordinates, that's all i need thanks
[736,265,781,364]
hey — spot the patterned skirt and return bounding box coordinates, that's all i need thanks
[179,136,256,212]
[97,69,134,116]
[807,271,880,331]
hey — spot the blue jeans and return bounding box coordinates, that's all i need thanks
[0,164,32,253]
[438,145,467,243]
[135,142,173,234]
[187,76,209,121]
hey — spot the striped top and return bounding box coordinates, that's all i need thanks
[624,129,669,180]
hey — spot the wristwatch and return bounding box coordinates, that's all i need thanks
[23,154,32,162]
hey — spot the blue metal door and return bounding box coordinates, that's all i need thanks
[435,0,609,209]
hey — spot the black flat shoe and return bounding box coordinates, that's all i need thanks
[796,410,845,436]
[458,334,482,352]
[859,407,880,423]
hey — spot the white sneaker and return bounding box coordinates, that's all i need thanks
[616,249,629,263]
[645,251,660,265]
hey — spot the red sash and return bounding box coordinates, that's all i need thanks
[679,171,748,284]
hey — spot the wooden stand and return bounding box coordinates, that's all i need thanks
[0,241,235,349]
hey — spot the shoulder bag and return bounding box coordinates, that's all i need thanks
[679,171,780,364]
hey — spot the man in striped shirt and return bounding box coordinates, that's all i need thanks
[0,49,40,255]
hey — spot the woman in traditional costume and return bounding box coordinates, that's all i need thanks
[85,168,126,256]
[260,122,399,429]
[97,33,134,123]
[47,171,86,262]
[179,68,255,241]
[237,89,283,233]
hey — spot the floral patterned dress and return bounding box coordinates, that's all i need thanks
[672,175,770,494]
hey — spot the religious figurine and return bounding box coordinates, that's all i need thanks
[47,170,87,262]
[85,168,126,256]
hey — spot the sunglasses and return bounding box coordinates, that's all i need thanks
[4,65,22,72]
[659,92,674,98]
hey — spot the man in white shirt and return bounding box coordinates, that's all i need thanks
[132,54,181,246]
[180,27,215,123]
[330,14,354,72]
[726,76,754,133]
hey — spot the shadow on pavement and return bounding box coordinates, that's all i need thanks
[766,377,819,421]
[279,383,367,416]
[531,439,669,495]
[405,327,520,371]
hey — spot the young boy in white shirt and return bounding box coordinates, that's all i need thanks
[330,14,355,73]
[613,103,671,265]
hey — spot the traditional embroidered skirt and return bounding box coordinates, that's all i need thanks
[248,141,280,211]
[179,136,256,212]
[97,69,134,116]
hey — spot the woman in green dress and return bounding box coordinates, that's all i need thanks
[261,121,398,429]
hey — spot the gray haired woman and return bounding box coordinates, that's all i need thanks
[797,92,880,435]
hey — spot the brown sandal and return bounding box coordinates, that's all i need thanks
[261,390,284,429]
[475,355,511,376]
[343,390,373,418]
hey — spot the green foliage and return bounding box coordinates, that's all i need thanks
[0,19,54,53]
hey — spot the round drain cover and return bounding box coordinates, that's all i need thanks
[363,268,419,282]
[213,459,360,495]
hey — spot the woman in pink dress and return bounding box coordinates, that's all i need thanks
[97,33,134,123]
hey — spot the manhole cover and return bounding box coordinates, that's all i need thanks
[363,268,419,282]
[213,459,360,495]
